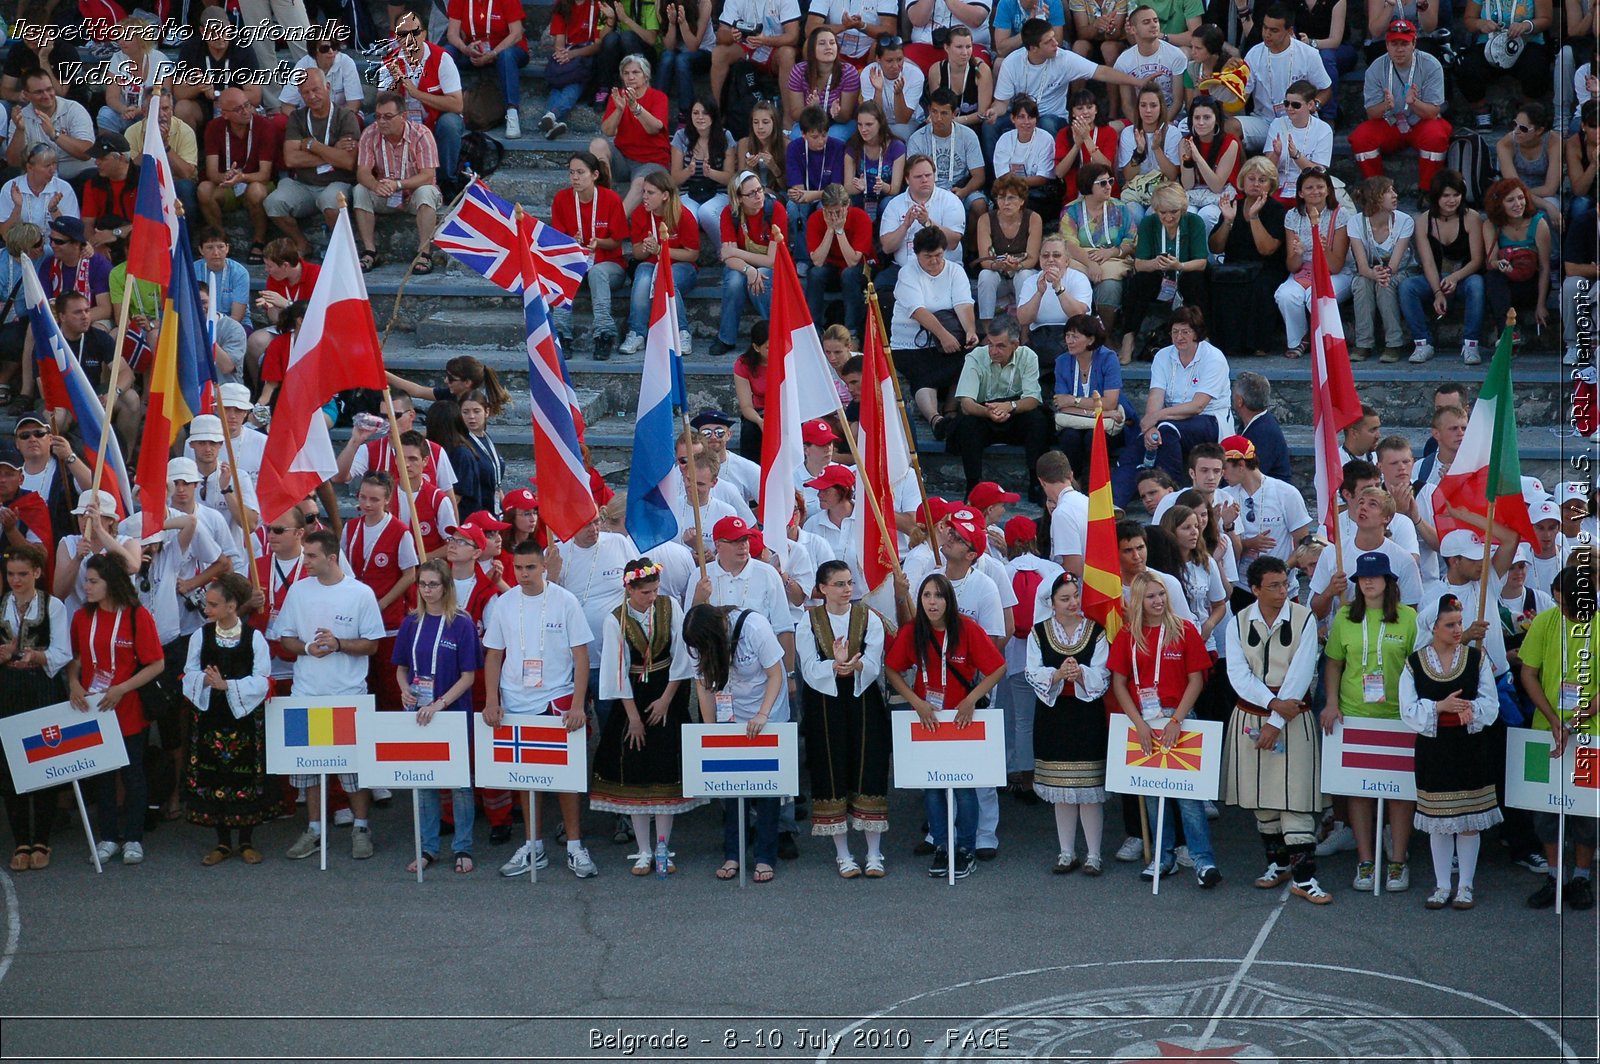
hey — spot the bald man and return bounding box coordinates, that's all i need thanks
[198,87,282,251]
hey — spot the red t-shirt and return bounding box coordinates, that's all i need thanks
[1106,621,1212,713]
[629,203,701,255]
[719,199,791,251]
[261,331,291,384]
[551,186,629,267]
[203,114,284,176]
[604,87,671,168]
[803,205,873,269]
[70,605,164,736]
[1054,124,1122,204]
[733,355,767,412]
[266,261,321,305]
[548,0,602,45]
[447,0,528,50]
[885,616,1006,706]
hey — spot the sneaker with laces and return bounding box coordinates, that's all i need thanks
[1515,852,1550,874]
[1425,886,1453,909]
[539,111,556,134]
[1290,878,1333,904]
[1408,340,1435,363]
[1384,861,1410,892]
[548,119,568,139]
[953,848,977,879]
[1174,844,1195,868]
[1352,860,1376,891]
[927,847,949,877]
[1315,823,1356,856]
[285,829,320,860]
[370,788,393,804]
[1196,864,1221,888]
[1461,341,1482,365]
[568,846,599,878]
[500,841,535,877]
[679,329,694,355]
[1115,836,1145,862]
[619,333,645,355]
[1255,861,1292,888]
[94,840,120,863]
[333,807,354,827]
[351,826,374,860]
[1140,859,1177,881]
[504,108,521,139]
[1451,884,1476,909]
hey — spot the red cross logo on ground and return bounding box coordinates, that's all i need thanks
[1122,1041,1251,1063]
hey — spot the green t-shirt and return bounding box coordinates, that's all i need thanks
[1324,605,1418,719]
[1144,0,1203,34]
[1134,211,1210,264]
[1517,606,1600,735]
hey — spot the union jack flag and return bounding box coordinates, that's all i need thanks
[434,179,589,306]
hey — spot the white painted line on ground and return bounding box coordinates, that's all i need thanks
[0,869,20,986]
[1194,884,1291,1050]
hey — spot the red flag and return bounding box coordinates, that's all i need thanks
[855,297,900,592]
[257,209,386,525]
[1309,225,1363,536]
[126,92,178,287]
[1081,408,1123,642]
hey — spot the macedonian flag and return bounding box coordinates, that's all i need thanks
[1126,728,1205,771]
[1081,406,1123,642]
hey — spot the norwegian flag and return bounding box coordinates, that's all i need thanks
[122,322,155,375]
[434,179,589,306]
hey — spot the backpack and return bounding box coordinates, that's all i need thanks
[460,131,505,178]
[1444,126,1494,208]
[722,60,779,141]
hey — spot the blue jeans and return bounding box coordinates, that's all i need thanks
[787,200,819,266]
[547,82,585,122]
[554,259,627,338]
[1399,271,1485,344]
[1316,44,1359,125]
[418,785,475,856]
[723,796,779,865]
[925,787,979,852]
[804,262,867,335]
[96,726,146,845]
[446,44,530,108]
[720,266,772,345]
[628,261,698,337]
[431,112,466,181]
[1145,794,1215,869]
[655,47,710,113]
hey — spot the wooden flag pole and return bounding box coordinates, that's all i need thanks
[863,268,941,566]
[90,283,136,496]
[382,175,476,348]
[825,389,908,606]
[662,224,708,584]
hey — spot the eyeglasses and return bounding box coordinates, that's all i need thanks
[444,371,465,382]
[1284,99,1306,110]
[876,34,903,50]
[1093,177,1115,187]
[314,44,335,53]
[700,426,729,439]
[15,429,48,441]
[376,111,402,121]
[416,580,444,589]
[266,524,297,534]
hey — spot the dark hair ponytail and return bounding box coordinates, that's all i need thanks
[683,603,734,692]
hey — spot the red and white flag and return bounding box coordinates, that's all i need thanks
[257,209,387,524]
[1340,722,1415,773]
[1308,225,1363,537]
[854,296,906,593]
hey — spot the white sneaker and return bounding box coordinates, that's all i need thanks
[619,333,645,355]
[1315,822,1357,856]
[370,788,393,803]
[1408,340,1435,364]
[1461,341,1482,365]
[94,840,120,863]
[499,841,550,877]
[121,841,144,865]
[539,111,556,134]
[679,329,694,355]
[568,846,599,878]
[504,108,521,139]
[333,807,354,827]
[1175,844,1196,869]
[1114,836,1144,862]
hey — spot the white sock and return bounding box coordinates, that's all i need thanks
[567,838,583,854]
[865,831,882,860]
[630,814,652,851]
[352,818,368,830]
[832,834,852,861]
[1080,802,1105,860]
[1429,833,1455,890]
[1456,833,1481,889]
[308,822,322,836]
[1053,803,1079,855]
[1572,867,1592,880]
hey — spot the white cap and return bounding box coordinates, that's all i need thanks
[1440,529,1485,560]
[167,457,204,483]
[1557,482,1591,507]
[1511,543,1535,567]
[219,383,253,410]
[1531,495,1561,525]
[70,489,119,516]
[188,414,226,443]
[1521,474,1546,498]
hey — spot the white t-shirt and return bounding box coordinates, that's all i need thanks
[1050,487,1090,563]
[195,464,259,557]
[806,0,898,58]
[0,176,78,231]
[1014,267,1094,326]
[1149,341,1234,430]
[1417,573,1510,676]
[554,531,634,647]
[880,187,966,266]
[1122,569,1196,621]
[183,426,268,478]
[1310,535,1425,608]
[1179,556,1228,651]
[1347,209,1417,273]
[20,460,56,498]
[278,52,365,109]
[691,558,795,634]
[270,574,386,696]
[993,129,1056,180]
[905,123,984,191]
[948,568,1007,639]
[890,258,974,350]
[716,450,762,504]
[994,49,1097,115]
[909,0,992,46]
[1217,476,1313,576]
[1337,511,1420,558]
[349,439,459,494]
[481,583,594,712]
[1113,41,1188,108]
[720,0,805,62]
[859,61,926,126]
[691,609,791,722]
[1116,123,1184,175]
[1242,39,1331,120]
[1265,115,1334,196]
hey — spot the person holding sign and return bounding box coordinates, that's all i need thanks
[68,555,166,867]
[799,560,890,879]
[1108,571,1220,887]
[393,560,484,875]
[181,573,282,867]
[684,603,791,884]
[594,559,705,876]
[884,574,1008,882]
[1025,572,1110,875]
[1,544,71,871]
[1400,593,1502,911]
[1321,551,1418,894]
[1517,565,1598,911]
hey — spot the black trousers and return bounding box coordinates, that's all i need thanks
[1458,40,1552,105]
[1121,270,1211,349]
[946,407,1051,493]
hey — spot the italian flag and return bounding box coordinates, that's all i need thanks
[1437,323,1536,542]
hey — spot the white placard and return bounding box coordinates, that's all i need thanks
[1103,714,1223,802]
[1504,727,1600,819]
[357,709,471,790]
[890,708,1007,789]
[0,700,129,794]
[1319,717,1417,801]
[265,696,371,776]
[681,723,799,797]
[472,713,590,792]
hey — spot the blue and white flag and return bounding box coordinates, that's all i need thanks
[624,245,688,552]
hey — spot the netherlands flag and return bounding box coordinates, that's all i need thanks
[1341,722,1415,773]
[492,724,569,765]
[701,733,780,773]
[624,241,687,552]
[22,720,105,763]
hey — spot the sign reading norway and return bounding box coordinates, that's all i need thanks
[0,701,130,793]
[890,708,1007,789]
[1319,717,1418,801]
[357,710,471,790]
[472,714,590,792]
[1103,715,1223,802]
[266,696,371,776]
[1504,728,1600,819]
[680,723,799,798]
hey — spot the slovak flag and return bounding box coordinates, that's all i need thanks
[492,724,570,765]
[624,241,687,552]
[22,720,105,763]
[700,733,781,773]
[126,90,179,287]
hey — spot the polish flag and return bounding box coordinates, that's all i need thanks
[257,209,388,524]
[1308,225,1363,537]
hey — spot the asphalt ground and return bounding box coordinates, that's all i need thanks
[0,788,1595,1064]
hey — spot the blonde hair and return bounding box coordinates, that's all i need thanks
[822,324,853,347]
[412,559,460,622]
[1149,182,1187,214]
[1126,571,1185,654]
[1357,484,1397,521]
[1237,154,1280,189]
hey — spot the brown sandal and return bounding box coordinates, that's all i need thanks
[10,847,32,872]
[28,846,49,870]
[202,845,233,866]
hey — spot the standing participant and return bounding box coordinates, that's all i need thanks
[1025,572,1110,874]
[250,508,311,696]
[392,433,457,560]
[687,517,796,668]
[0,545,71,871]
[271,530,386,861]
[483,541,597,880]
[1224,557,1330,904]
[341,473,421,710]
[1400,593,1501,910]
[1309,485,1424,615]
[443,523,516,844]
[187,415,260,557]
[1216,435,1312,585]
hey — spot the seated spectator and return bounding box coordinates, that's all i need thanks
[1059,162,1135,334]
[906,89,988,225]
[803,182,871,335]
[974,174,1043,335]
[785,27,860,139]
[1401,170,1486,365]
[590,54,671,215]
[1179,94,1242,226]
[784,107,847,260]
[877,154,966,293]
[1055,93,1121,210]
[1231,370,1292,483]
[265,70,360,257]
[804,0,898,71]
[237,0,312,70]
[1137,306,1233,483]
[672,96,737,247]
[79,134,138,251]
[96,16,168,135]
[1561,204,1599,366]
[278,33,365,116]
[551,151,630,358]
[1363,0,1440,48]
[1482,177,1553,343]
[444,0,530,138]
[718,170,789,357]
[192,227,250,323]
[1177,25,1247,126]
[995,0,1067,58]
[38,218,112,325]
[172,8,262,135]
[1143,0,1204,46]
[735,101,789,197]
[245,241,320,385]
[1347,174,1417,362]
[0,144,76,237]
[1050,311,1126,475]
[843,100,905,221]
[1,6,82,106]
[6,69,94,182]
[1071,0,1129,72]
[1114,6,1189,119]
[1206,154,1288,358]
[1237,6,1332,152]
[908,9,993,74]
[256,302,308,409]
[1015,233,1091,373]
[990,19,1131,146]
[711,0,802,103]
[859,37,925,141]
[354,92,444,277]
[377,9,467,195]
[1118,83,1183,194]
[947,314,1052,498]
[622,171,700,356]
[992,95,1058,214]
[890,226,978,436]
[733,321,771,460]
[1351,21,1451,192]
[0,225,45,408]
[1276,167,1353,359]
[1566,100,1599,220]
[1263,79,1333,204]
[198,87,282,267]
[107,227,163,323]
[1292,0,1358,126]
[198,284,247,388]
[1496,102,1564,230]
[921,27,992,129]
[540,0,606,138]
[1119,181,1209,363]
[127,93,199,223]
[1458,0,1552,133]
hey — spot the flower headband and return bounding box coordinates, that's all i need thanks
[624,562,663,586]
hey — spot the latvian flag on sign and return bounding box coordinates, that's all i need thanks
[493,724,570,765]
[1342,723,1416,772]
[911,721,990,742]
[23,720,104,763]
[701,734,780,773]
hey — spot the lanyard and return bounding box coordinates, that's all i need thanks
[1161,218,1180,261]
[380,129,411,183]
[567,541,602,599]
[271,554,302,610]
[1131,625,1164,691]
[518,590,549,662]
[920,628,948,697]
[804,142,815,191]
[90,608,123,676]
[1388,61,1414,112]
[350,515,390,572]
[411,612,447,679]
[1361,616,1387,673]
[1076,199,1113,248]
[472,430,501,474]
[467,0,495,38]
[224,119,254,173]
[578,189,599,250]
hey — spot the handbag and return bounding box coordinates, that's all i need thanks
[1500,246,1538,283]
[915,307,967,350]
[946,661,991,710]
[1119,170,1165,207]
[543,53,592,88]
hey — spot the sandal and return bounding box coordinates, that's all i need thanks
[248,241,266,265]
[715,860,739,880]
[202,845,233,866]
[411,252,435,275]
[454,854,474,874]
[837,854,862,879]
[631,851,653,876]
[753,863,775,883]
[10,846,32,872]
[28,846,50,870]
[239,846,262,865]
[406,852,437,874]
[359,248,381,272]
[864,854,886,878]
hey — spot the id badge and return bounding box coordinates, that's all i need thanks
[315,163,334,175]
[925,691,944,711]
[1396,117,1411,134]
[1561,681,1584,712]
[1272,103,1286,117]
[521,658,543,689]
[1157,275,1178,303]
[410,677,435,706]
[232,182,246,197]
[1362,672,1386,704]
[714,690,735,723]
[89,669,115,695]
[1138,687,1164,720]
[386,191,404,209]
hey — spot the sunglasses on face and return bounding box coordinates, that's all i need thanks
[1284,100,1306,110]
[1514,122,1533,133]
[396,27,424,37]
[49,236,70,245]
[15,429,48,441]
[700,426,729,439]
[266,524,297,534]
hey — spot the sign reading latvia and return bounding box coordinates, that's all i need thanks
[890,708,1007,789]
[1504,728,1600,819]
[472,714,589,792]
[266,696,370,776]
[680,723,799,797]
[1319,717,1417,800]
[1103,715,1223,800]
[357,710,471,790]
[0,701,129,794]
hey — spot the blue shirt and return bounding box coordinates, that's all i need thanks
[1053,343,1123,404]
[1240,410,1293,483]
[391,612,485,713]
[784,136,847,193]
[193,257,251,319]
[993,0,1065,33]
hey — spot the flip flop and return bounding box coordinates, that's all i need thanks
[202,845,233,866]
[715,860,739,880]
[753,864,775,883]
[454,854,474,874]
[28,846,50,870]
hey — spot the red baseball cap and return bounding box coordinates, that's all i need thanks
[712,515,755,542]
[967,481,1020,510]
[946,507,987,553]
[466,509,511,531]
[501,489,539,512]
[918,496,953,528]
[805,464,856,494]
[1004,514,1037,549]
[801,419,837,447]
[747,529,768,557]
[1386,18,1417,39]
[1220,435,1257,461]
[444,523,489,552]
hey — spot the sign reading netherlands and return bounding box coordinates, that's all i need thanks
[1103,715,1223,801]
[266,696,372,775]
[472,714,590,792]
[357,709,471,790]
[1319,717,1417,801]
[0,701,129,794]
[890,708,1007,789]
[680,723,799,797]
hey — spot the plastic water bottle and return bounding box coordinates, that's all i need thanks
[655,836,669,880]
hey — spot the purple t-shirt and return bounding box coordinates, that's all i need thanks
[786,61,861,115]
[391,612,485,713]
[846,138,906,204]
[784,136,847,193]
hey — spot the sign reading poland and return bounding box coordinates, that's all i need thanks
[890,708,1007,789]
[357,709,471,790]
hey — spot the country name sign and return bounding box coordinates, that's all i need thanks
[0,701,129,793]
[472,714,590,792]
[1104,715,1223,801]
[1319,717,1418,800]
[266,696,371,775]
[357,709,471,790]
[890,708,1007,789]
[1504,728,1600,819]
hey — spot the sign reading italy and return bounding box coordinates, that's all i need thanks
[890,708,1007,789]
[0,701,129,793]
[1104,715,1223,801]
[266,696,371,775]
[680,723,798,797]
[1504,728,1600,819]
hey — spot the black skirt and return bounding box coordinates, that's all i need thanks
[1413,724,1503,835]
[590,665,705,815]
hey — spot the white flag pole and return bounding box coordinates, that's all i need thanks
[319,775,327,871]
[1556,809,1566,915]
[946,788,956,886]
[1152,797,1166,897]
[413,790,424,884]
[1374,797,1384,898]
[738,796,748,889]
[72,781,101,874]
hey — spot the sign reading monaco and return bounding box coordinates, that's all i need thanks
[1504,728,1600,819]
[472,714,590,792]
[890,708,1007,789]
[681,723,799,797]
[1319,717,1418,800]
[1103,715,1223,801]
[0,700,129,794]
[358,709,471,790]
[266,696,369,776]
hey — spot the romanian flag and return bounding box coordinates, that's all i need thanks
[284,706,358,748]
[1081,407,1123,641]
[910,721,989,741]
[1126,727,1204,771]
[134,224,209,538]
[126,90,178,287]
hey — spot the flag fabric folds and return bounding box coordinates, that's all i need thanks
[126,92,179,287]
[1438,322,1537,542]
[435,179,589,305]
[1308,225,1363,537]
[855,296,901,593]
[624,243,688,553]
[1081,408,1123,642]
